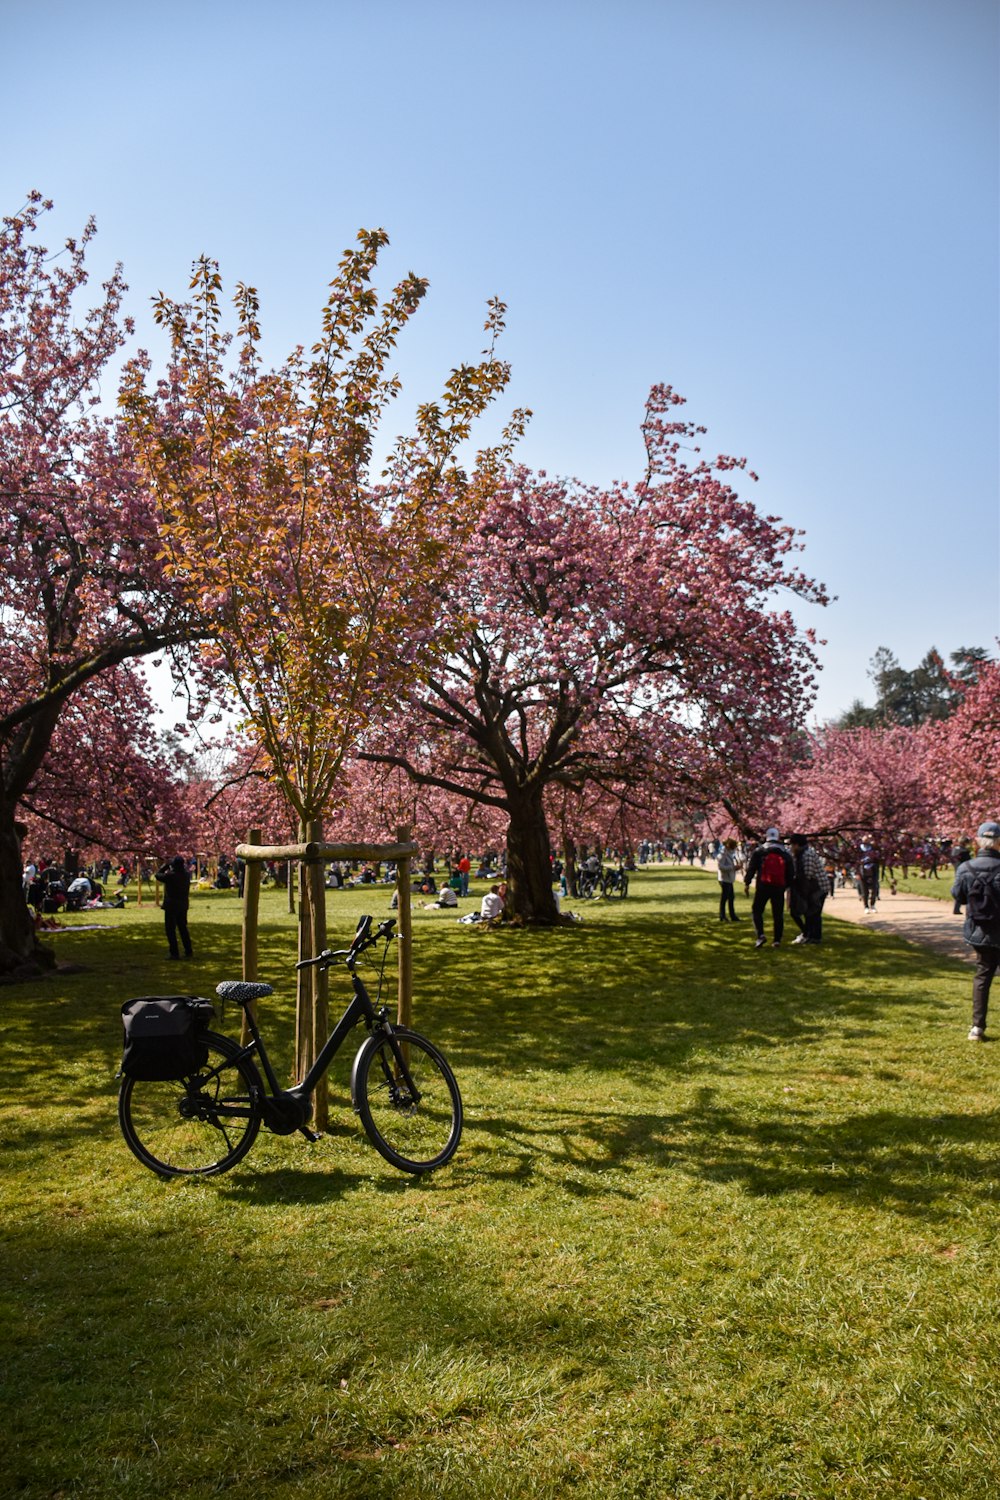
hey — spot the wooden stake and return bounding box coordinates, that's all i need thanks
[295,825,313,1088]
[396,824,413,1030]
[306,819,329,1132]
[240,829,261,1047]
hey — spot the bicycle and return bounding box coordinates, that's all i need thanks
[117,915,463,1179]
[602,866,629,899]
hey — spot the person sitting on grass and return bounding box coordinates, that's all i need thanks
[423,885,458,909]
[480,885,504,921]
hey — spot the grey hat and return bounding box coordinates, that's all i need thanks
[977,820,1000,841]
[765,827,780,842]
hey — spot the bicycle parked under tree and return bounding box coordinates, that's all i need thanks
[117,916,463,1179]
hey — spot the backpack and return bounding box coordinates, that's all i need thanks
[759,848,788,887]
[119,996,215,1081]
[966,866,1000,931]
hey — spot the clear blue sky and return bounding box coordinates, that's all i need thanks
[6,0,998,722]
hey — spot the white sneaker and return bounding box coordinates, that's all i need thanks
[754,936,766,949]
[792,934,808,945]
[968,1026,986,1042]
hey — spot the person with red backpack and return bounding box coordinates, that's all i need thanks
[743,827,796,949]
[951,819,1000,1041]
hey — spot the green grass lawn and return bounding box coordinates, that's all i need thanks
[2,868,998,1499]
[886,871,960,902]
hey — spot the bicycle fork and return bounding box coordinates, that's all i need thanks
[367,1025,423,1108]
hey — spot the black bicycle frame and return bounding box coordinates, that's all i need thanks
[296,976,376,1101]
[237,968,418,1109]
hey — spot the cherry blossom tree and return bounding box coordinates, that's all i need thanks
[923,657,1000,831]
[337,756,507,857]
[778,723,937,862]
[361,386,828,923]
[16,664,195,864]
[0,196,205,973]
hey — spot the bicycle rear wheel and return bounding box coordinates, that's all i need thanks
[118,1031,264,1178]
[352,1026,463,1174]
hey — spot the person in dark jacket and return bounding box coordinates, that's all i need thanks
[156,855,193,960]
[787,832,827,944]
[743,828,796,949]
[952,820,1000,1040]
[857,841,880,912]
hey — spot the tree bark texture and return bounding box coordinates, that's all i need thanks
[505,792,564,925]
[0,798,49,975]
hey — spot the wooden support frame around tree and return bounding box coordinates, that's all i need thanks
[234,827,419,1133]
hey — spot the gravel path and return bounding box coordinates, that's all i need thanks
[701,859,973,963]
[822,883,972,962]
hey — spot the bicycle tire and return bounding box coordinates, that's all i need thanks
[352,1026,463,1174]
[118,1030,264,1178]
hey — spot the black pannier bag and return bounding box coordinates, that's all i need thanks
[119,996,215,1081]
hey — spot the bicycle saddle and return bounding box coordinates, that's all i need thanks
[216,980,274,1005]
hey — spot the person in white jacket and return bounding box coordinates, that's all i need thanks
[480,885,504,921]
[717,839,740,922]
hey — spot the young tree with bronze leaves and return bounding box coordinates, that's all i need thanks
[0,196,204,975]
[360,385,828,923]
[121,232,522,844]
[121,232,523,1107]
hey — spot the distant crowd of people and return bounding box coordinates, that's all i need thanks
[21,852,127,925]
[705,820,1000,1046]
[24,824,1000,1046]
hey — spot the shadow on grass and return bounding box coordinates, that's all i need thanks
[3,868,980,1208]
[413,903,965,1076]
[460,1096,1000,1222]
[214,1160,439,1206]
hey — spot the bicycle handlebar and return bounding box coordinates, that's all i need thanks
[295,916,396,971]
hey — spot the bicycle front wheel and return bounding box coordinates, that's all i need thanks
[352,1027,463,1174]
[118,1031,264,1178]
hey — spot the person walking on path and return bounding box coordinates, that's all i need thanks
[858,842,880,913]
[156,855,193,960]
[744,828,796,949]
[951,820,1000,1041]
[717,838,740,922]
[787,833,827,944]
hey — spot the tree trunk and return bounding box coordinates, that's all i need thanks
[0,799,54,976]
[564,833,579,899]
[505,792,565,925]
[305,820,329,1131]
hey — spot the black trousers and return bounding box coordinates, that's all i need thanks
[792,886,826,941]
[752,883,786,942]
[164,906,192,958]
[719,882,736,920]
[972,946,1000,1031]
